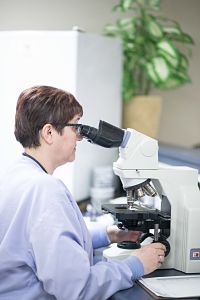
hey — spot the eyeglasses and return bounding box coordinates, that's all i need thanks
[64,123,82,134]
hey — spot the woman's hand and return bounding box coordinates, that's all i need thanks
[106,225,141,243]
[132,243,166,274]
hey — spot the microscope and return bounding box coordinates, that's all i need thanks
[78,120,200,273]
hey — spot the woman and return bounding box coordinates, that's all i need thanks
[0,86,165,300]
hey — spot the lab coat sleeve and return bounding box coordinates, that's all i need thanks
[27,178,144,300]
[88,221,111,249]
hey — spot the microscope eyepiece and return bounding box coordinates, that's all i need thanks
[77,125,98,141]
[78,120,125,148]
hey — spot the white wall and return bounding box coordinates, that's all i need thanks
[158,0,200,148]
[0,0,199,148]
[0,0,119,32]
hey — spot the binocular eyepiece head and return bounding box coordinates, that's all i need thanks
[78,120,125,148]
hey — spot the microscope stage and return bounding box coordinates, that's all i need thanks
[102,203,170,231]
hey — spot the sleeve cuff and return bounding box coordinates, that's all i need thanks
[123,256,144,280]
[88,222,110,249]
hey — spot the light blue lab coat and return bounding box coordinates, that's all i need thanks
[0,155,144,300]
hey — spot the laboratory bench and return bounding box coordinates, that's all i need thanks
[109,269,200,300]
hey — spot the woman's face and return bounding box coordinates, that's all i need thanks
[53,114,82,166]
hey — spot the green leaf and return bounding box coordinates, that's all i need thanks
[104,24,119,36]
[117,18,133,28]
[162,25,194,45]
[112,4,123,12]
[157,70,191,89]
[125,42,136,50]
[175,70,191,82]
[158,76,183,89]
[137,0,160,9]
[123,89,134,102]
[157,40,178,58]
[122,0,133,11]
[122,68,134,101]
[151,56,171,82]
[162,26,182,35]
[146,16,163,39]
[148,0,161,10]
[158,48,179,68]
[118,19,136,40]
[173,32,194,44]
[179,54,189,70]
[146,62,159,84]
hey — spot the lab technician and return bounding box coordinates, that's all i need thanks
[0,86,166,300]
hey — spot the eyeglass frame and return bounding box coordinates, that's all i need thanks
[64,123,82,134]
[37,123,82,134]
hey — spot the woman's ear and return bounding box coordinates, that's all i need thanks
[40,124,54,145]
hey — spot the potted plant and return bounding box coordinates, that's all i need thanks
[103,0,194,137]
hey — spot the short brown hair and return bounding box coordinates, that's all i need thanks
[14,85,83,147]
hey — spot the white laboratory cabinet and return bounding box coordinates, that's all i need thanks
[0,30,122,201]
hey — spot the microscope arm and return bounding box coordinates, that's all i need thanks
[113,128,159,189]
